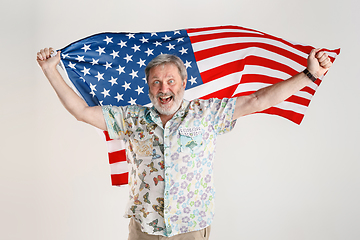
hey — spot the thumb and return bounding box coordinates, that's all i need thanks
[309,48,321,60]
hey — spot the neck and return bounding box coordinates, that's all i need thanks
[160,113,175,127]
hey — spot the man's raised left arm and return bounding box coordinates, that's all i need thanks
[232,49,332,120]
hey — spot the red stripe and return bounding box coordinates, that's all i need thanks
[108,149,127,164]
[104,131,111,141]
[193,41,307,68]
[188,27,314,55]
[198,56,300,85]
[260,107,304,125]
[199,84,239,100]
[111,172,129,186]
[199,59,244,84]
[187,25,264,34]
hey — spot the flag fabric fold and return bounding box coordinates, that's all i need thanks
[58,25,340,186]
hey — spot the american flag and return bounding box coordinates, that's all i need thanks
[58,25,340,186]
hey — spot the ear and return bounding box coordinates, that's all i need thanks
[182,78,187,89]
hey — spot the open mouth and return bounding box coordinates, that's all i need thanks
[159,95,173,104]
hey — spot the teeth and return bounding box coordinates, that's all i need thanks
[160,96,171,100]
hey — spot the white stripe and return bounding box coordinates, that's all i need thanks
[188,28,264,37]
[110,161,128,174]
[184,71,242,100]
[184,63,316,108]
[107,139,126,153]
[191,36,308,59]
[274,101,307,114]
[196,47,305,74]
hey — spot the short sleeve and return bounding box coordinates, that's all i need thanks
[102,105,126,140]
[207,98,237,135]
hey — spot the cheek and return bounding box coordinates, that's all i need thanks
[149,86,157,96]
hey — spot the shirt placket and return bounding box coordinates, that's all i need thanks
[163,120,172,236]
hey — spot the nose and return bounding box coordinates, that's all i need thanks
[159,82,169,92]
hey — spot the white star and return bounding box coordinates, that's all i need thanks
[151,32,158,36]
[139,36,149,43]
[89,83,97,92]
[103,36,113,44]
[142,77,147,82]
[124,54,133,63]
[99,100,104,106]
[145,48,154,56]
[166,43,175,50]
[122,81,131,91]
[135,86,144,95]
[114,93,124,102]
[137,58,146,68]
[81,67,90,76]
[174,30,181,35]
[176,37,184,42]
[90,91,96,97]
[101,88,110,98]
[162,35,171,41]
[154,41,162,47]
[126,33,135,39]
[68,62,76,69]
[184,60,192,69]
[75,55,85,62]
[96,46,106,55]
[116,65,125,75]
[118,40,127,48]
[131,44,141,52]
[129,69,138,79]
[91,58,99,65]
[179,47,188,55]
[188,76,197,85]
[108,76,118,86]
[110,50,119,59]
[128,97,137,105]
[103,61,112,70]
[95,72,104,81]
[61,53,69,59]
[81,44,91,52]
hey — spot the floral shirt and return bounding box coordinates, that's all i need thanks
[102,98,236,237]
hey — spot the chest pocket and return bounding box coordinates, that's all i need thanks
[179,127,203,152]
[131,132,154,158]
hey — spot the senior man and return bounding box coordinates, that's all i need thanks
[37,48,332,240]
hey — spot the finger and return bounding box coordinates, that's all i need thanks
[38,49,46,61]
[320,58,332,69]
[44,48,51,58]
[318,52,328,62]
[36,51,43,61]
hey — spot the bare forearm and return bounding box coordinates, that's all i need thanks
[251,71,312,111]
[37,48,107,130]
[43,66,89,121]
[233,49,333,120]
[42,66,106,131]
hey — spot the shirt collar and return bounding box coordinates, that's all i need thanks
[146,99,190,121]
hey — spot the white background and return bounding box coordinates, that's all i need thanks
[1,0,359,239]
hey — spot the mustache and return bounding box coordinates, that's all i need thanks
[156,92,175,98]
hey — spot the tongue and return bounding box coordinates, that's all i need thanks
[160,97,171,104]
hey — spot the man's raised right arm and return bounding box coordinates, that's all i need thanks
[37,47,107,131]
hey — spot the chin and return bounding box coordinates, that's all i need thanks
[153,102,178,116]
[149,89,184,116]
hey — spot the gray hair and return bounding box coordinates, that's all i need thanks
[145,54,187,82]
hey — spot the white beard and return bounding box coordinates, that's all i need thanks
[149,88,184,116]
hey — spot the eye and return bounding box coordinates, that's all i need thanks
[153,80,160,85]
[168,79,175,84]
